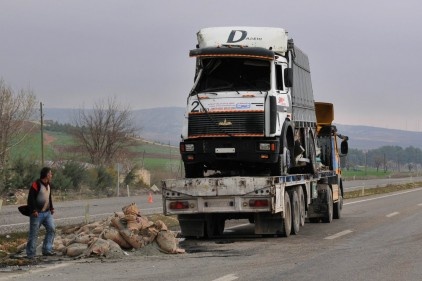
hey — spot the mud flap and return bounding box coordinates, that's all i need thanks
[178,214,205,238]
[254,212,283,235]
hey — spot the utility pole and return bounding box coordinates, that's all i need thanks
[40,102,44,166]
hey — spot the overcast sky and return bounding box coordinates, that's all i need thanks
[1,0,421,131]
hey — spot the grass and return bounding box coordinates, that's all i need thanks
[341,167,420,181]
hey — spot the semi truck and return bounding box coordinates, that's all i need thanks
[179,26,319,178]
[162,27,349,238]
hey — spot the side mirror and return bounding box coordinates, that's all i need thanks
[284,68,293,87]
[341,140,348,155]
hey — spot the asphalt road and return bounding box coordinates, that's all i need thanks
[343,176,422,191]
[1,185,422,281]
[2,176,421,235]
[0,193,163,235]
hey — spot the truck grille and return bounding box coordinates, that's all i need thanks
[188,111,264,137]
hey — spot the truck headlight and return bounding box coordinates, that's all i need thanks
[259,143,271,151]
[185,144,195,152]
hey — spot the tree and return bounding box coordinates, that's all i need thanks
[373,155,383,172]
[0,79,37,191]
[72,97,137,165]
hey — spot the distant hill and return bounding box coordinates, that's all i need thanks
[44,107,422,149]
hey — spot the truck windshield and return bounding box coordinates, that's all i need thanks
[193,58,271,93]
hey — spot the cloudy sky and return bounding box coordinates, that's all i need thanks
[1,0,421,131]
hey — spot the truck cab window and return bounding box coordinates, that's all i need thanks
[276,64,283,91]
[195,58,270,92]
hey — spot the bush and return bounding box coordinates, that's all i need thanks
[8,157,40,190]
[61,161,87,190]
[94,166,116,193]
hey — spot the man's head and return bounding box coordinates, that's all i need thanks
[40,167,52,182]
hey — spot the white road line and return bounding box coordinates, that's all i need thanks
[418,203,422,206]
[344,188,422,206]
[212,273,239,281]
[0,263,71,281]
[324,229,353,240]
[386,212,400,218]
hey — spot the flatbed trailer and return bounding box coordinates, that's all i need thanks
[162,170,344,238]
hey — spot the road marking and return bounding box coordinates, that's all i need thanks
[386,212,400,218]
[0,263,71,281]
[418,203,422,206]
[212,274,239,281]
[344,188,422,206]
[324,229,353,240]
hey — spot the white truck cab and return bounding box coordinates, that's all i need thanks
[180,27,317,178]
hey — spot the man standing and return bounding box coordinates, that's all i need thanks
[26,167,56,259]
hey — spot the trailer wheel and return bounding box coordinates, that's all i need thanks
[322,187,333,223]
[333,194,343,219]
[298,187,306,226]
[290,190,300,235]
[279,191,292,237]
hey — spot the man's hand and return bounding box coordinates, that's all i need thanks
[32,211,39,218]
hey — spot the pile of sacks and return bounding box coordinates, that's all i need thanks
[34,203,184,258]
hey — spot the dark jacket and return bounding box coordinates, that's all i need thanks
[27,179,54,214]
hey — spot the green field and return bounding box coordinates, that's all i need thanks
[341,166,418,180]
[10,129,181,176]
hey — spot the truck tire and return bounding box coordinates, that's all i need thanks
[322,187,333,223]
[333,194,343,219]
[297,187,306,226]
[271,122,294,176]
[271,147,290,176]
[184,163,203,178]
[306,134,317,174]
[290,190,300,235]
[279,191,292,237]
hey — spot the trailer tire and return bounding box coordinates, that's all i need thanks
[290,190,300,235]
[322,187,333,223]
[279,191,292,237]
[298,187,306,226]
[333,195,343,219]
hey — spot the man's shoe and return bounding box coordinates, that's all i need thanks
[42,252,56,256]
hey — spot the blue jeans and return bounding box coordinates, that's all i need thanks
[26,211,55,258]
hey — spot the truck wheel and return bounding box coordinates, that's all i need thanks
[290,190,300,235]
[279,191,292,237]
[306,134,317,174]
[322,187,333,223]
[298,187,306,226]
[184,163,203,178]
[333,194,343,219]
[271,147,291,176]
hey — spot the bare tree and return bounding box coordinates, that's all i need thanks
[0,79,37,169]
[373,155,383,172]
[72,97,138,165]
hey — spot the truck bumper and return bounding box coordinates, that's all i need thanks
[180,138,280,170]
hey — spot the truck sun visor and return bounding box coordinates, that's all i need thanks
[189,47,274,60]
